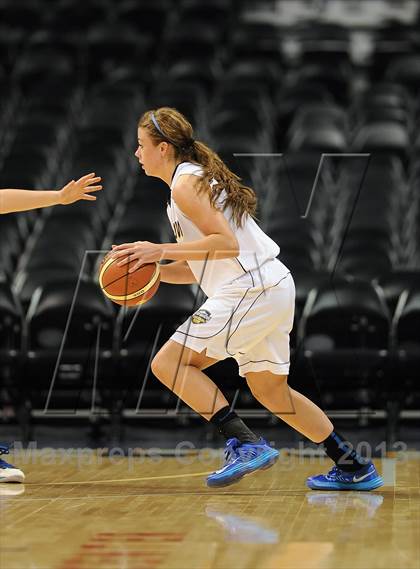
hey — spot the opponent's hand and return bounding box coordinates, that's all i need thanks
[58,173,102,205]
[110,241,163,273]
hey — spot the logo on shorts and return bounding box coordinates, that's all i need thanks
[192,309,211,324]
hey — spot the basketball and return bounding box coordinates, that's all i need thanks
[98,253,160,306]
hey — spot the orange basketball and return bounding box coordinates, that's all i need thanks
[98,253,160,306]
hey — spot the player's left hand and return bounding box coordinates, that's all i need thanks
[110,241,163,273]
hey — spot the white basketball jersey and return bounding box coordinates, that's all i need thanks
[167,162,289,296]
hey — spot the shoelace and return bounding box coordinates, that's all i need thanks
[237,447,258,461]
[325,465,340,480]
[223,439,258,465]
[224,438,240,464]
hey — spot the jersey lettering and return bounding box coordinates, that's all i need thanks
[172,219,184,242]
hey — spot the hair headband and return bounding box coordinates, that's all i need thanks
[150,111,195,151]
[150,111,167,139]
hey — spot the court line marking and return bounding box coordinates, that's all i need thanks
[26,471,214,486]
[1,490,391,503]
[7,496,62,528]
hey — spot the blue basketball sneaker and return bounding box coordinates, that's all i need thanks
[207,437,279,488]
[306,462,383,491]
[0,444,25,483]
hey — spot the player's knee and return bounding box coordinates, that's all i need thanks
[151,353,169,382]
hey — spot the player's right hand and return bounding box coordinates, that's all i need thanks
[58,173,102,205]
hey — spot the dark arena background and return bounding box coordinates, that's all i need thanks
[0,1,419,568]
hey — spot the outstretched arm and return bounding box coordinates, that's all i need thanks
[0,173,102,214]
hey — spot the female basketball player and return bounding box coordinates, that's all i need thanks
[0,172,102,482]
[111,107,383,491]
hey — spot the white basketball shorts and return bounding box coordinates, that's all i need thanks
[171,259,295,376]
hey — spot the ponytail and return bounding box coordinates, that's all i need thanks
[190,140,257,228]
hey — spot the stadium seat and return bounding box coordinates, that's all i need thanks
[48,1,109,33]
[151,81,206,124]
[300,277,391,411]
[224,59,282,96]
[288,124,347,152]
[386,54,420,92]
[0,214,29,276]
[230,21,282,61]
[0,260,25,433]
[375,270,420,316]
[15,269,88,309]
[0,280,23,365]
[292,103,349,132]
[210,79,270,120]
[117,0,171,40]
[352,122,410,164]
[296,23,352,67]
[13,52,75,89]
[163,27,221,65]
[85,25,153,83]
[163,59,219,93]
[23,279,115,415]
[388,283,420,441]
[289,63,352,105]
[275,84,334,144]
[0,0,45,30]
[210,109,267,140]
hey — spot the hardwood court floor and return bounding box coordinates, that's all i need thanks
[1,451,419,569]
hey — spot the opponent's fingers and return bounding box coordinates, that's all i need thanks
[81,177,102,187]
[82,195,97,201]
[76,172,96,183]
[83,185,102,193]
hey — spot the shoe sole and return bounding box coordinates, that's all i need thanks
[0,470,25,483]
[207,450,279,488]
[0,475,25,483]
[306,475,384,491]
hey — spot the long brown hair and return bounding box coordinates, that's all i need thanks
[138,107,257,227]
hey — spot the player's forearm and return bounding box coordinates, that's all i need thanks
[0,189,60,214]
[161,234,239,262]
[159,261,197,284]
